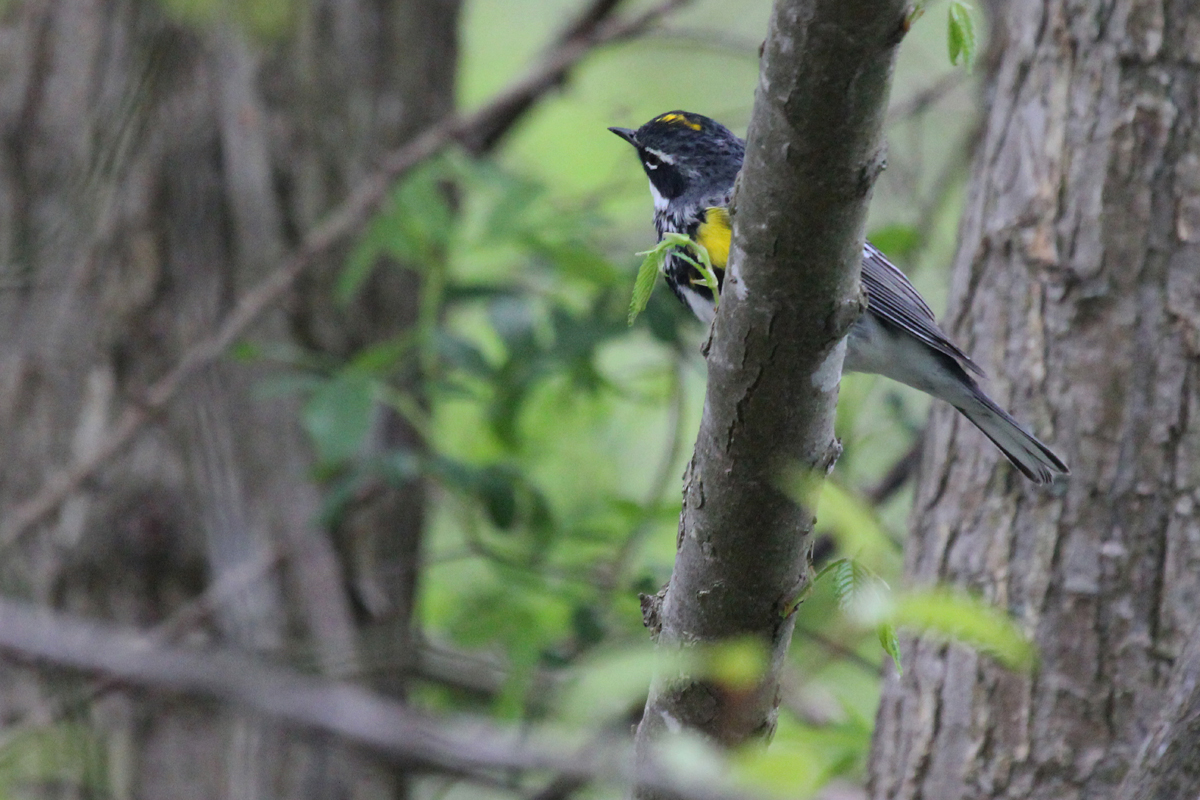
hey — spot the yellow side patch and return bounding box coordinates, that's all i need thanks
[656,112,702,131]
[695,207,731,269]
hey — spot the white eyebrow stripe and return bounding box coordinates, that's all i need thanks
[642,147,676,165]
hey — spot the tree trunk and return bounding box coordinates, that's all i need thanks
[0,1,458,797]
[632,0,905,794]
[1113,626,1200,800]
[869,0,1200,798]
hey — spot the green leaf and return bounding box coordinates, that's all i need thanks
[817,479,896,569]
[732,714,864,796]
[832,559,861,611]
[434,333,494,378]
[157,0,221,25]
[481,176,544,243]
[627,232,719,325]
[239,0,294,37]
[376,450,422,483]
[571,603,606,649]
[530,239,622,286]
[348,337,412,373]
[703,637,769,690]
[821,558,889,616]
[731,739,826,797]
[663,232,720,302]
[560,645,663,725]
[302,372,375,464]
[888,589,1035,671]
[776,465,896,571]
[488,296,539,347]
[249,373,322,401]
[869,224,922,261]
[228,341,261,362]
[628,248,662,325]
[338,162,454,303]
[878,623,902,674]
[811,557,901,669]
[0,722,108,793]
[813,559,1032,672]
[478,467,518,530]
[948,0,978,70]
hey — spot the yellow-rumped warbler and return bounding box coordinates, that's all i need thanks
[611,111,1068,483]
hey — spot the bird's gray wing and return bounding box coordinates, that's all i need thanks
[860,242,984,377]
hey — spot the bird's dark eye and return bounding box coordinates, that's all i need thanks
[641,150,661,170]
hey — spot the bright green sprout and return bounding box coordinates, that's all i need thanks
[628,232,720,325]
[823,557,903,674]
[947,0,978,70]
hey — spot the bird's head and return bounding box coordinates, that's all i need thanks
[609,111,744,209]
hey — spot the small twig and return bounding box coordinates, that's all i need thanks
[410,640,560,699]
[461,0,672,154]
[557,0,626,43]
[0,0,692,554]
[911,121,978,251]
[866,435,923,506]
[647,26,763,57]
[793,622,880,675]
[527,774,591,800]
[885,71,963,125]
[599,353,688,598]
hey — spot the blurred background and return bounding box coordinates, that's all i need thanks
[0,0,984,797]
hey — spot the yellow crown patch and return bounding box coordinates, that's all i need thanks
[655,112,702,131]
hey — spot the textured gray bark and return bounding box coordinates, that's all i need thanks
[868,0,1200,798]
[632,0,907,788]
[1114,623,1200,800]
[0,0,458,797]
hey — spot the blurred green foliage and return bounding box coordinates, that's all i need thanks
[0,1,1004,798]
[0,724,108,800]
[156,0,297,37]
[291,1,997,797]
[315,149,697,686]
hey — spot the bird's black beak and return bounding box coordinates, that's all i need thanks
[608,126,637,146]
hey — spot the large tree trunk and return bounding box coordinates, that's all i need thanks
[0,1,458,797]
[868,1,1200,798]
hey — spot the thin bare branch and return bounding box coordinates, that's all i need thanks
[462,0,631,154]
[0,0,691,554]
[648,27,763,57]
[0,558,556,753]
[866,437,922,506]
[599,353,689,599]
[885,71,963,124]
[0,597,750,800]
[0,549,283,751]
[410,639,561,699]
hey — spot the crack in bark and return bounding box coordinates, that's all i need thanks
[4,1,57,281]
[907,643,949,800]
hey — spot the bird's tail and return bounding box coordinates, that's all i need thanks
[955,390,1069,484]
